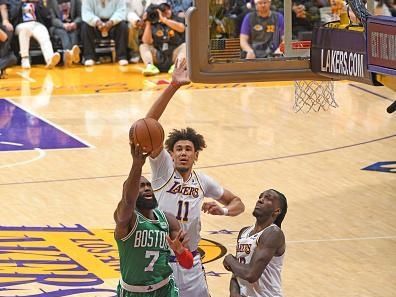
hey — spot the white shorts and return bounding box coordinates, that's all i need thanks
[170,254,210,297]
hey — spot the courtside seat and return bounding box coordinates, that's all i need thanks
[94,37,116,62]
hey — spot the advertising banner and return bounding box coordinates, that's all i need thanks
[367,16,396,76]
[311,26,376,85]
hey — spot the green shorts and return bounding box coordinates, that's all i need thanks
[117,277,179,297]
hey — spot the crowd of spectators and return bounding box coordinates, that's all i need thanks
[0,0,395,76]
[0,0,191,75]
[210,0,395,58]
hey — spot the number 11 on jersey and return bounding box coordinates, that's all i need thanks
[176,201,189,222]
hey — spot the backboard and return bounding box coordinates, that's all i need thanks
[185,0,376,84]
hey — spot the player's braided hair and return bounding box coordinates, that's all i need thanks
[165,127,207,152]
[271,189,288,228]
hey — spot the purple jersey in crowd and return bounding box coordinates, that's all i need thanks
[240,12,284,37]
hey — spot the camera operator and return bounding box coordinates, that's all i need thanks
[139,0,186,76]
[126,0,165,63]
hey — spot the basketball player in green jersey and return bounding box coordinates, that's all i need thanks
[114,143,194,297]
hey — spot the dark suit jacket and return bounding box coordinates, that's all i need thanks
[48,0,81,29]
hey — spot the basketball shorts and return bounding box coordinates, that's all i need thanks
[117,276,179,297]
[170,254,210,297]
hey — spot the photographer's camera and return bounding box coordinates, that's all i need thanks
[146,3,169,23]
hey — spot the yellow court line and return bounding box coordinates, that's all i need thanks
[46,232,118,279]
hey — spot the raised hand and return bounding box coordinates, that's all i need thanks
[158,9,167,24]
[171,58,190,87]
[130,142,148,167]
[166,229,189,255]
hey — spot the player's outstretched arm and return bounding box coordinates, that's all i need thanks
[223,226,285,283]
[145,58,190,121]
[114,143,148,240]
[202,189,245,216]
[165,213,194,269]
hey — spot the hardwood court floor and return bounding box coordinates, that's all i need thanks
[0,63,395,297]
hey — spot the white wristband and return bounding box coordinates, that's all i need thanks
[222,207,229,216]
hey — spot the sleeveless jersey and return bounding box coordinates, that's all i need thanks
[149,149,224,251]
[236,224,284,297]
[249,11,282,57]
[116,208,173,286]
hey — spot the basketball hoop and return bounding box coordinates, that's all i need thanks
[291,41,338,113]
[294,80,338,113]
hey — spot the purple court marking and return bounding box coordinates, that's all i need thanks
[0,99,90,152]
[0,224,116,297]
[0,224,94,234]
[362,161,396,173]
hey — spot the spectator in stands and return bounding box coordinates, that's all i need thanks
[224,0,251,37]
[375,0,393,16]
[167,0,193,17]
[139,0,186,76]
[126,0,164,64]
[209,0,253,39]
[240,0,284,59]
[384,0,396,16]
[209,0,235,39]
[11,0,61,69]
[292,0,321,40]
[270,0,284,13]
[0,0,17,76]
[81,0,128,66]
[49,0,81,66]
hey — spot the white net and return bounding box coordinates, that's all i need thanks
[294,80,338,113]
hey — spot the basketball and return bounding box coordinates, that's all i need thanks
[130,118,164,153]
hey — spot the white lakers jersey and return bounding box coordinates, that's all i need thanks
[149,150,224,251]
[236,224,284,297]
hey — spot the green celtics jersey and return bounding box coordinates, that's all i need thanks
[116,208,173,286]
